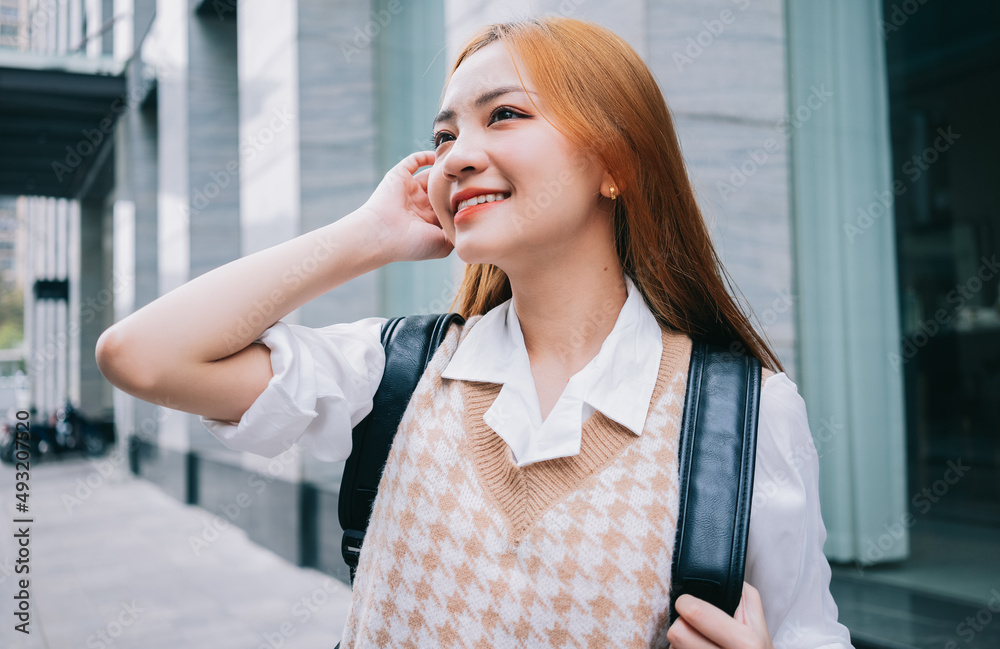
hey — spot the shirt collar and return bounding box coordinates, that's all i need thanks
[441,274,664,466]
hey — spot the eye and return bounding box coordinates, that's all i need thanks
[488,105,525,124]
[431,131,453,149]
[430,106,527,149]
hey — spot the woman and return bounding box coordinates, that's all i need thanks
[97,16,853,649]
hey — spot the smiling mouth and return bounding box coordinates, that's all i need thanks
[455,192,511,213]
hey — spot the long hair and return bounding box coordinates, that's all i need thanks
[445,16,783,372]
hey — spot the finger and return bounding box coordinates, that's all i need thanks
[401,149,435,175]
[413,165,432,193]
[673,594,745,647]
[733,595,747,625]
[740,582,770,636]
[414,202,443,229]
[666,615,718,649]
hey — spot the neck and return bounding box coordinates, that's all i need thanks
[506,254,627,374]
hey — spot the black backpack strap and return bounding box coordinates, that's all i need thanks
[669,341,762,625]
[338,312,465,583]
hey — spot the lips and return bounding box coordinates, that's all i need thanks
[451,187,511,214]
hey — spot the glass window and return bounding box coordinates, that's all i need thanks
[887,0,1000,530]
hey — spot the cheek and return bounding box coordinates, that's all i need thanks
[427,172,448,214]
[427,171,456,237]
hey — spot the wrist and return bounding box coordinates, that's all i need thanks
[338,207,399,268]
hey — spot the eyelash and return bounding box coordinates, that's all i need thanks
[430,106,526,149]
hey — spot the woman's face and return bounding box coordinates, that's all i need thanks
[427,41,611,271]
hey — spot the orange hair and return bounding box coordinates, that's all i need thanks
[445,16,783,372]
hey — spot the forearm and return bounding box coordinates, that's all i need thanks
[97,209,390,389]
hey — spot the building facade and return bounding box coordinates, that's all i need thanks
[3,0,998,645]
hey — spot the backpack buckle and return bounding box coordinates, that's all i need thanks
[342,529,365,569]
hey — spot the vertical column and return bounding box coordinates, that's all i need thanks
[296,0,380,326]
[68,200,81,408]
[374,0,453,318]
[109,197,135,442]
[114,0,135,62]
[787,0,907,563]
[23,199,36,420]
[57,0,68,51]
[155,0,190,454]
[121,0,159,448]
[85,0,101,57]
[235,0,304,491]
[188,2,239,280]
[43,199,55,415]
[187,0,242,457]
[68,0,82,52]
[237,0,299,260]
[55,197,68,413]
[101,0,113,55]
[77,197,113,420]
[103,0,150,451]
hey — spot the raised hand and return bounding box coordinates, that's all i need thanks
[358,150,454,263]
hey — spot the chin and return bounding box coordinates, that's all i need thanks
[452,237,504,267]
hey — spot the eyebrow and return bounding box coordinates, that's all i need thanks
[433,86,537,126]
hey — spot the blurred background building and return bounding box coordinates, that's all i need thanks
[0,1,997,646]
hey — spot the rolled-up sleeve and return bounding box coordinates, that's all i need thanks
[200,316,386,462]
[745,373,854,649]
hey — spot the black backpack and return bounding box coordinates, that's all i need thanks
[338,313,761,627]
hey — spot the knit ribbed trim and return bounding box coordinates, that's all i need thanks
[458,326,692,545]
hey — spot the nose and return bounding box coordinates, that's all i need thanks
[440,130,489,181]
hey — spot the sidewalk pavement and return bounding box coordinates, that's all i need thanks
[0,455,352,649]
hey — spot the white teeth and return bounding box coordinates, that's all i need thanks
[457,192,510,211]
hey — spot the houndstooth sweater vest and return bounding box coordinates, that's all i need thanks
[339,314,693,648]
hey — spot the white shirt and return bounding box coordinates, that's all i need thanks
[441,275,663,466]
[200,275,854,648]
